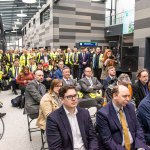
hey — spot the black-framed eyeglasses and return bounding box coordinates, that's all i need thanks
[64,94,78,100]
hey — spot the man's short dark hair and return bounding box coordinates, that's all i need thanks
[59,85,76,98]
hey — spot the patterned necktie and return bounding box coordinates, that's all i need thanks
[119,109,130,150]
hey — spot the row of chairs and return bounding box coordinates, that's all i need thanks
[26,98,102,150]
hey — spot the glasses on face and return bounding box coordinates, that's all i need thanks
[64,94,78,100]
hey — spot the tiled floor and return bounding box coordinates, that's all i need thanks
[0,90,43,150]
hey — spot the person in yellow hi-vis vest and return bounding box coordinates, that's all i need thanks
[28,57,37,73]
[6,49,16,65]
[71,47,79,79]
[9,59,22,95]
[20,49,31,67]
[65,48,73,69]
[37,48,44,63]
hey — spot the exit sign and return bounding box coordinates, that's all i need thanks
[79,42,98,47]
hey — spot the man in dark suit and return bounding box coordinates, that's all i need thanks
[96,85,148,150]
[78,47,90,79]
[132,68,150,107]
[40,50,50,63]
[24,70,46,119]
[46,85,99,150]
[79,67,103,98]
[62,67,81,91]
[103,66,117,91]
[137,92,150,146]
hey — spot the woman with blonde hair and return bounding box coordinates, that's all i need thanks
[36,79,62,130]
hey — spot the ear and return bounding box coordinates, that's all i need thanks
[113,93,118,100]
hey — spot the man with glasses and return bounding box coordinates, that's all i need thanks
[46,85,99,150]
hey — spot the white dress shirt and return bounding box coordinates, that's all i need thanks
[64,106,85,150]
[86,77,93,86]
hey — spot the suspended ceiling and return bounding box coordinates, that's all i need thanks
[0,0,47,32]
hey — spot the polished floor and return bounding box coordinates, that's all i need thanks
[0,90,43,150]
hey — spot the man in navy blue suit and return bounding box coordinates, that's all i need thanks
[137,92,150,146]
[54,60,64,79]
[78,47,90,79]
[96,85,148,150]
[46,85,99,150]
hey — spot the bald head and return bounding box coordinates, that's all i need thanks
[34,70,44,82]
[112,85,130,108]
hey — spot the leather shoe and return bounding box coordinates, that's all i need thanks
[0,113,6,118]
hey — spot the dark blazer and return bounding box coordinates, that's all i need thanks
[46,106,99,150]
[79,77,103,93]
[78,52,89,68]
[62,78,81,91]
[137,93,150,144]
[40,55,50,62]
[24,80,46,116]
[96,101,148,150]
[132,80,150,107]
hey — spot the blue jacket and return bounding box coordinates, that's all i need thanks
[137,93,150,144]
[54,68,63,79]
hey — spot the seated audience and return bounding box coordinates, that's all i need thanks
[46,85,99,150]
[54,60,64,79]
[36,79,62,130]
[24,70,46,119]
[105,73,134,104]
[16,66,34,95]
[132,68,150,107]
[62,67,81,91]
[103,66,117,91]
[137,92,150,146]
[79,67,103,98]
[42,63,53,90]
[96,85,148,150]
[9,59,22,95]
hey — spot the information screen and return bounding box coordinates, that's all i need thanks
[79,42,98,47]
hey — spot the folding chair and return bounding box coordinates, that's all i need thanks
[27,114,40,141]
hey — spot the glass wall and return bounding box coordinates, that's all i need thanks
[105,0,135,30]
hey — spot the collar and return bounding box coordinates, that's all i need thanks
[109,75,115,80]
[112,101,123,114]
[86,76,92,80]
[63,105,78,115]
[51,92,58,98]
[63,77,70,81]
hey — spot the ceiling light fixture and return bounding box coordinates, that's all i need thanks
[17,10,27,17]
[22,0,36,3]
